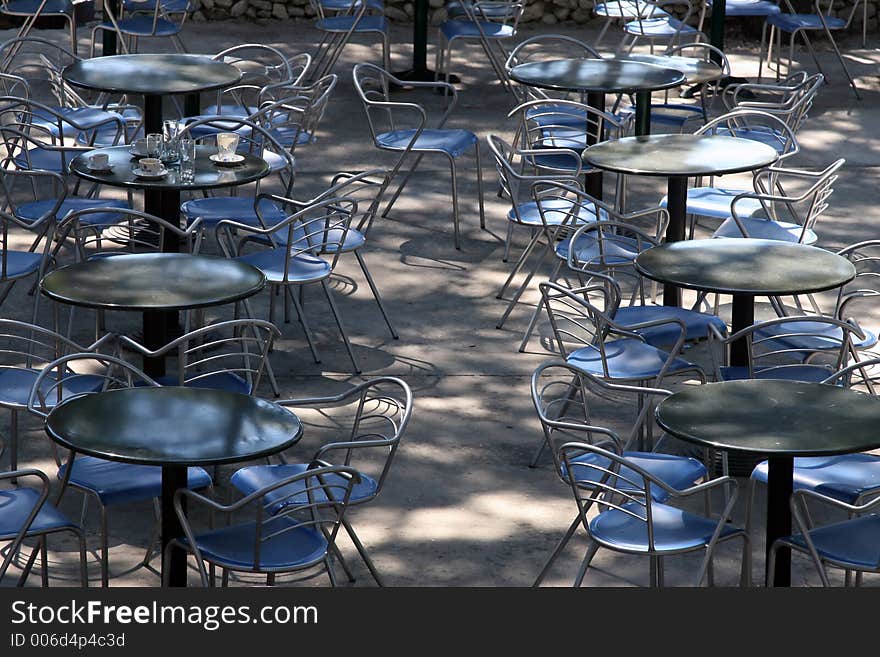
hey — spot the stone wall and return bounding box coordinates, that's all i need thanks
[189,0,878,33]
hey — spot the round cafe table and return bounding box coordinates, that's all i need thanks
[45,386,303,587]
[62,54,242,135]
[584,133,779,303]
[509,59,685,199]
[608,53,724,85]
[635,239,856,364]
[655,379,880,586]
[40,253,265,378]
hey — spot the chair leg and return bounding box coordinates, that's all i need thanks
[354,251,398,339]
[518,259,564,352]
[75,528,88,587]
[497,239,556,330]
[474,140,485,231]
[100,505,109,587]
[382,153,425,218]
[286,291,322,364]
[449,157,461,250]
[40,537,49,587]
[572,541,601,587]
[341,518,383,586]
[533,515,580,586]
[320,280,361,373]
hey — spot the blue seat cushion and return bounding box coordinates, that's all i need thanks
[660,186,765,221]
[564,451,705,502]
[526,104,592,129]
[269,227,365,253]
[180,197,287,227]
[124,0,190,12]
[615,305,726,346]
[590,500,742,552]
[236,249,332,284]
[322,0,384,11]
[623,16,699,37]
[16,198,130,226]
[783,514,880,570]
[713,0,780,15]
[529,150,583,172]
[711,125,790,154]
[509,198,606,227]
[199,104,256,118]
[767,12,847,31]
[0,487,77,539]
[31,107,125,140]
[718,364,834,383]
[0,0,72,14]
[60,456,211,507]
[566,338,698,381]
[753,319,877,353]
[712,215,818,244]
[752,454,880,504]
[446,0,513,19]
[13,147,83,173]
[315,14,387,31]
[555,232,642,267]
[96,15,181,36]
[186,515,328,570]
[0,368,104,409]
[0,251,46,280]
[440,19,516,40]
[376,129,478,158]
[617,103,703,128]
[595,1,667,17]
[231,463,378,511]
[151,372,251,395]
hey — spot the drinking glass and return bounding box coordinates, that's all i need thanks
[162,120,180,162]
[216,132,240,161]
[145,133,163,158]
[178,138,196,182]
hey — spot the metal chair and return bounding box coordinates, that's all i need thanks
[593,0,670,48]
[618,0,706,53]
[91,0,191,56]
[308,0,389,79]
[711,158,845,244]
[0,468,88,586]
[27,352,213,587]
[505,35,602,104]
[707,315,863,383]
[229,376,413,586]
[215,195,362,373]
[0,0,78,56]
[166,464,360,586]
[556,439,749,586]
[353,63,485,250]
[530,361,710,584]
[435,0,526,95]
[538,279,706,386]
[763,0,863,98]
[708,0,781,78]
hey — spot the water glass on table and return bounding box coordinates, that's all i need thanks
[216,132,240,162]
[146,133,163,158]
[179,138,196,182]
[163,120,180,162]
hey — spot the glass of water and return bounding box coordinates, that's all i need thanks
[178,138,196,182]
[162,120,180,162]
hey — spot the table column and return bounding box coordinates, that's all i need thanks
[661,175,688,306]
[634,90,652,136]
[585,91,605,200]
[161,465,188,587]
[709,0,727,60]
[767,457,793,586]
[101,0,119,56]
[730,293,754,367]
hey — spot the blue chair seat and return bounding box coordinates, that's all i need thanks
[0,368,104,409]
[715,0,780,16]
[96,15,181,36]
[712,125,789,154]
[661,186,765,220]
[446,0,513,18]
[180,197,287,228]
[0,488,77,539]
[376,129,477,158]
[231,463,378,511]
[529,151,583,172]
[596,1,667,17]
[270,227,366,253]
[509,198,606,227]
[315,14,387,32]
[440,19,516,40]
[591,500,742,552]
[783,514,880,570]
[619,103,704,128]
[615,305,726,346]
[60,456,211,507]
[623,16,699,37]
[184,515,327,570]
[124,0,190,12]
[565,451,706,502]
[31,107,125,140]
[17,198,130,227]
[150,372,251,395]
[526,104,592,128]
[767,12,847,31]
[0,0,72,14]
[753,320,877,353]
[264,125,312,148]
[752,454,880,504]
[566,338,698,381]
[712,215,818,244]
[0,252,46,281]
[13,147,85,173]
[236,249,332,284]
[554,232,642,267]
[322,0,384,11]
[718,364,834,382]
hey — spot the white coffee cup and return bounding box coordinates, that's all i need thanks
[139,157,163,174]
[133,137,149,154]
[89,152,109,169]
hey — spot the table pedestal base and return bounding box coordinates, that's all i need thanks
[766,456,793,586]
[162,465,188,587]
[662,175,688,307]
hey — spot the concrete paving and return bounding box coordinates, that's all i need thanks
[2,16,880,587]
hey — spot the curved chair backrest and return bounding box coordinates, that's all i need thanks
[697,108,800,161]
[248,73,338,150]
[280,376,413,500]
[318,168,391,237]
[0,96,93,171]
[822,356,880,393]
[732,72,823,134]
[208,44,301,118]
[57,207,205,260]
[836,239,880,322]
[117,319,281,394]
[505,35,601,102]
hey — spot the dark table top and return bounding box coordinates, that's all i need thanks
[509,58,686,94]
[70,146,270,191]
[62,54,242,97]
[46,387,303,467]
[635,239,856,296]
[583,134,779,177]
[655,380,880,456]
[609,54,723,84]
[40,253,265,311]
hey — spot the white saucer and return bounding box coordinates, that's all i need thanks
[129,146,151,157]
[132,166,168,179]
[210,153,245,166]
[86,164,113,173]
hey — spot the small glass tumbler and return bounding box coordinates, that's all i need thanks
[162,120,180,162]
[178,138,196,182]
[145,133,163,158]
[215,132,240,161]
